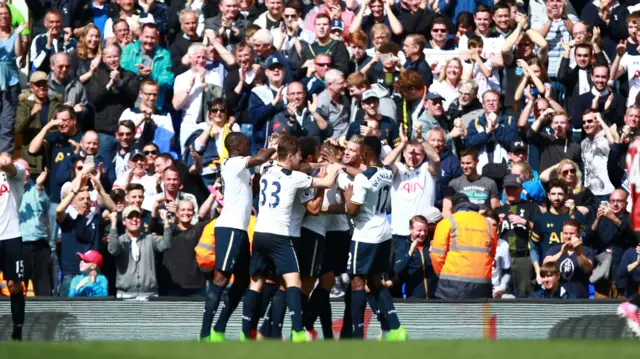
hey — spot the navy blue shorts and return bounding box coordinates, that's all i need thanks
[294,228,325,277]
[0,237,24,282]
[214,227,251,274]
[250,232,300,276]
[322,230,351,275]
[346,240,391,276]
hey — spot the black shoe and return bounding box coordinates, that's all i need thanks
[11,325,22,341]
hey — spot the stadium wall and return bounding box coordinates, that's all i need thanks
[0,299,634,341]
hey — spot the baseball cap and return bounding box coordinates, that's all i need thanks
[123,205,142,218]
[130,149,145,160]
[510,141,527,153]
[76,250,103,268]
[361,89,379,102]
[331,20,344,31]
[426,92,444,101]
[503,174,523,189]
[110,188,126,201]
[264,55,284,69]
[452,192,470,206]
[424,207,443,224]
[29,71,48,84]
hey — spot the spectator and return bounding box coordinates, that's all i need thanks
[392,214,440,299]
[540,159,597,218]
[120,23,175,110]
[429,58,464,110]
[443,147,500,216]
[110,19,133,52]
[153,166,200,225]
[173,43,224,153]
[224,42,259,128]
[317,69,350,140]
[56,170,114,297]
[587,190,635,299]
[27,105,84,248]
[107,206,172,298]
[446,80,483,130]
[394,70,427,139]
[496,174,540,297]
[484,209,512,299]
[580,0,628,60]
[303,0,355,36]
[251,29,294,83]
[110,149,159,211]
[461,34,499,99]
[254,0,285,31]
[191,99,241,186]
[427,127,462,210]
[430,193,497,299]
[611,38,640,108]
[15,72,63,176]
[465,90,519,174]
[510,161,546,204]
[580,110,615,202]
[530,261,577,298]
[154,153,209,206]
[16,159,51,296]
[531,0,577,79]
[272,1,315,56]
[70,0,110,35]
[297,13,350,76]
[103,0,143,42]
[349,0,403,39]
[571,65,625,143]
[530,178,586,286]
[423,18,457,77]
[415,93,461,156]
[525,111,581,173]
[558,43,607,112]
[301,54,331,100]
[48,53,90,131]
[346,90,396,147]
[118,79,175,154]
[159,200,211,296]
[0,4,24,154]
[345,72,396,123]
[109,121,142,180]
[71,24,103,85]
[346,30,372,74]
[543,218,595,299]
[274,82,331,144]
[365,42,401,98]
[170,9,201,76]
[402,34,433,88]
[396,0,433,38]
[68,250,108,297]
[88,44,140,161]
[30,10,77,73]
[619,244,640,298]
[207,0,250,47]
[384,126,440,247]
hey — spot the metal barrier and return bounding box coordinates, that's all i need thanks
[0,298,635,341]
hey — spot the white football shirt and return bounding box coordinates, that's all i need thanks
[351,166,393,244]
[491,239,512,291]
[254,164,313,237]
[0,164,26,240]
[390,162,436,236]
[216,156,252,231]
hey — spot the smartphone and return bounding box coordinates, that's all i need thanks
[380,53,392,62]
[601,201,609,208]
[364,121,370,127]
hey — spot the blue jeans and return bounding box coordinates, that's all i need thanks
[98,133,117,164]
[59,274,75,297]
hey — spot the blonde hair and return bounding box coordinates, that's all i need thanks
[437,57,462,82]
[76,24,103,60]
[555,159,583,193]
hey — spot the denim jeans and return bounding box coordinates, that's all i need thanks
[59,274,75,297]
[97,133,117,164]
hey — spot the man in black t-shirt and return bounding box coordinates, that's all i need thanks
[496,174,540,297]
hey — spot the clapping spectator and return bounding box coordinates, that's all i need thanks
[48,53,90,131]
[558,42,607,113]
[543,218,594,299]
[255,0,285,31]
[88,44,140,161]
[108,206,172,298]
[111,19,134,52]
[349,0,402,39]
[272,1,315,56]
[316,69,350,140]
[580,0,628,60]
[104,0,143,42]
[120,23,175,110]
[580,110,615,202]
[71,24,103,85]
[525,111,581,172]
[170,10,201,76]
[30,10,78,73]
[206,0,250,48]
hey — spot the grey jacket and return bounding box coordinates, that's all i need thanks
[108,226,172,297]
[48,74,88,108]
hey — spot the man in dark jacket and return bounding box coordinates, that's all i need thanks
[204,0,250,48]
[557,43,608,113]
[170,9,201,76]
[294,13,350,76]
[87,44,139,162]
[580,0,628,60]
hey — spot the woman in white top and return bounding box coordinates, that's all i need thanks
[429,57,463,109]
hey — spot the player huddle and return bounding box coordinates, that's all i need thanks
[199,132,407,342]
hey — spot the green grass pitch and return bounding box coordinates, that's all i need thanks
[2,340,638,359]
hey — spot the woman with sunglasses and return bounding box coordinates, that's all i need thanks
[540,159,597,218]
[190,99,240,187]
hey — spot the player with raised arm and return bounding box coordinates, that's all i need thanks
[199,133,276,342]
[0,153,27,340]
[240,135,343,342]
[618,136,640,339]
[344,136,408,341]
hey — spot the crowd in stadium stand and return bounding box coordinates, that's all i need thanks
[5,0,640,307]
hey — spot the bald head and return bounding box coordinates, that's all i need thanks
[82,130,100,155]
[103,44,121,70]
[609,189,628,215]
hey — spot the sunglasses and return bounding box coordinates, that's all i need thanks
[315,63,331,67]
[144,150,157,155]
[284,14,297,18]
[76,166,83,171]
[583,119,595,124]
[431,28,447,33]
[562,168,577,175]
[210,107,226,113]
[117,132,132,136]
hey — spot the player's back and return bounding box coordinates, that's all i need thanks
[254,164,312,237]
[351,166,393,243]
[216,156,252,230]
[0,165,26,240]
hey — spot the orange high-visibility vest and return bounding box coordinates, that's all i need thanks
[195,216,256,272]
[0,272,27,296]
[430,211,497,299]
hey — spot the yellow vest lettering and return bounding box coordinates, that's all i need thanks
[549,232,561,244]
[54,152,65,163]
